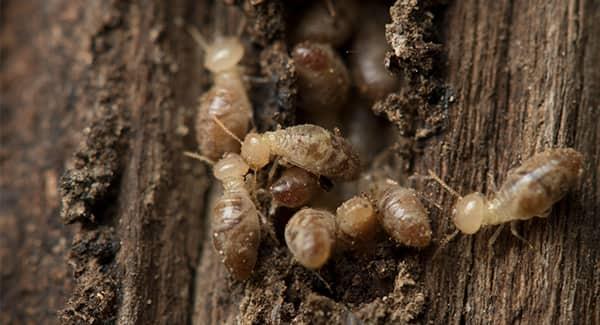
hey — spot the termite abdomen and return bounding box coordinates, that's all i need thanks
[211,153,260,280]
[292,41,350,118]
[197,81,252,160]
[336,196,379,246]
[375,183,432,248]
[262,124,361,181]
[495,148,583,217]
[212,191,261,280]
[270,167,320,208]
[285,208,336,269]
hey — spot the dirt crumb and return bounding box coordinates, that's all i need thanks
[59,227,120,324]
[59,107,126,224]
[385,0,441,74]
[355,261,425,324]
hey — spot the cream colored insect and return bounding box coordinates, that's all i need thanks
[213,122,361,181]
[370,179,432,248]
[285,208,337,269]
[335,195,379,247]
[189,26,253,161]
[429,148,584,241]
[244,124,361,180]
[208,153,261,280]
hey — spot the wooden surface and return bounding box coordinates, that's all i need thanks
[419,0,600,323]
[1,0,598,324]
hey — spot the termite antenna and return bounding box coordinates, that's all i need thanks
[188,26,209,51]
[417,193,443,211]
[427,170,462,198]
[431,229,460,260]
[212,116,243,144]
[236,14,247,37]
[509,223,548,266]
[325,0,336,17]
[183,151,215,165]
[311,270,333,295]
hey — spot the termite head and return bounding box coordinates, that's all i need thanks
[213,153,249,181]
[241,133,270,170]
[204,37,244,73]
[453,193,488,234]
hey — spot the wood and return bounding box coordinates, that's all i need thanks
[419,0,600,323]
[0,0,598,324]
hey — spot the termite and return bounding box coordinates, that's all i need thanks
[210,153,261,280]
[335,195,379,247]
[189,24,253,160]
[350,4,399,100]
[429,148,584,241]
[269,167,320,208]
[292,41,350,127]
[236,124,361,181]
[285,208,337,269]
[290,0,359,47]
[370,179,433,248]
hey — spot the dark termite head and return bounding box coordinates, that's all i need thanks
[291,41,350,114]
[270,167,320,208]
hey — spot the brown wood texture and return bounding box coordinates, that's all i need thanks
[419,0,600,323]
[1,0,598,324]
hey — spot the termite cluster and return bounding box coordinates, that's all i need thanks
[186,2,585,281]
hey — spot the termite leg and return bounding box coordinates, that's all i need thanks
[267,157,280,183]
[243,75,271,84]
[488,224,505,251]
[417,193,443,211]
[537,208,552,218]
[510,222,548,266]
[509,222,535,250]
[325,0,337,18]
[432,229,460,260]
[427,170,462,198]
[487,172,497,193]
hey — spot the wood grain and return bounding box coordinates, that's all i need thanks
[419,0,600,323]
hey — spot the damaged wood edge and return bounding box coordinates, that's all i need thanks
[57,3,131,320]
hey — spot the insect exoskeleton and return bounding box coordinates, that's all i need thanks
[449,148,584,235]
[290,0,359,47]
[350,5,399,100]
[191,27,253,160]
[269,167,320,208]
[211,153,261,280]
[292,41,350,119]
[285,208,337,269]
[371,180,432,248]
[335,195,379,246]
[240,124,361,181]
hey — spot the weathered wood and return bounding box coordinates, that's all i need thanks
[418,0,600,323]
[1,0,598,324]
